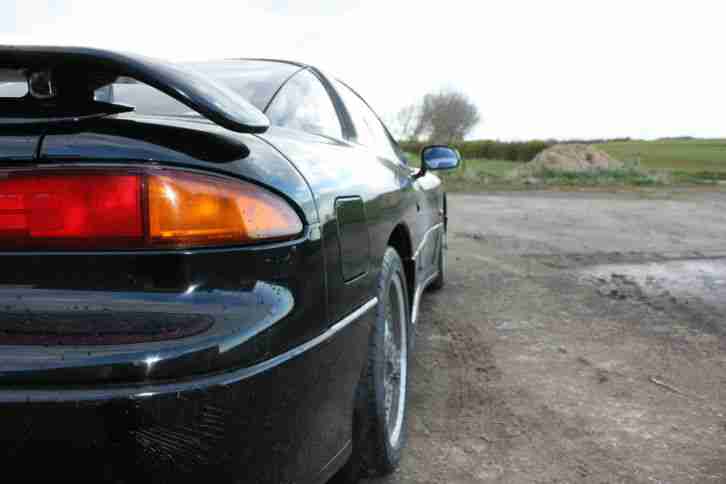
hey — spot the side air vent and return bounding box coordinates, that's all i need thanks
[335,196,370,282]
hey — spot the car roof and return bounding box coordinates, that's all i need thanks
[185,58,305,78]
[231,58,309,69]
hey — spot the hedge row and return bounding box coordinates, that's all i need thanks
[399,140,552,162]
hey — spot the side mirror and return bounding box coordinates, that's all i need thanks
[416,145,461,177]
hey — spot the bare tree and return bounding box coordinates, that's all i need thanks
[390,104,420,141]
[414,89,480,143]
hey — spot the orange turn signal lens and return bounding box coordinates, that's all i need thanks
[147,171,303,247]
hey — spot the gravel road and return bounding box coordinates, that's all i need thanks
[364,189,726,484]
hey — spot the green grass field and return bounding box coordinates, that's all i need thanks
[596,139,726,173]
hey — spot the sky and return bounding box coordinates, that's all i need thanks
[1,0,725,141]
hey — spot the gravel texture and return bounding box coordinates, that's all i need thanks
[365,189,726,484]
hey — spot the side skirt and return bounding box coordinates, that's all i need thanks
[410,222,444,326]
[411,271,438,326]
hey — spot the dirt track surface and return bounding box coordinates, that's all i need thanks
[365,189,726,484]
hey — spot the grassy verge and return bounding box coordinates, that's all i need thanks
[670,171,726,183]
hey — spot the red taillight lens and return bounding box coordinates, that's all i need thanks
[0,169,302,250]
[0,173,144,249]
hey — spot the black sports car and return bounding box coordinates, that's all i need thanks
[0,46,460,483]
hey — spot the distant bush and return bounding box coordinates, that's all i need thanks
[400,140,552,163]
[656,136,696,141]
[557,137,634,145]
[399,138,643,163]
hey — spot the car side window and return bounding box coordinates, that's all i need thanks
[266,69,342,139]
[334,81,401,162]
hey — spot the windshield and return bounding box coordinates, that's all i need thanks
[101,59,299,118]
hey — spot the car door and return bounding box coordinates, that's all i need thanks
[411,167,443,283]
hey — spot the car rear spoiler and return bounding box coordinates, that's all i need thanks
[0,46,270,133]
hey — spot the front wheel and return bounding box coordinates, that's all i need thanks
[356,246,411,477]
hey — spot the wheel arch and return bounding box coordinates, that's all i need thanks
[386,223,415,312]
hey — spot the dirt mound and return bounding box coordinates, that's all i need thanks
[528,144,623,171]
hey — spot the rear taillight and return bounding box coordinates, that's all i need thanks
[0,169,303,250]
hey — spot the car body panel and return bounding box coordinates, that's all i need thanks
[257,125,430,325]
[0,132,38,161]
[0,235,327,384]
[0,299,375,484]
[0,53,448,482]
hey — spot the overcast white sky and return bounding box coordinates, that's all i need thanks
[2,0,724,140]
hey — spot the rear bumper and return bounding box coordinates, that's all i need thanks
[0,232,328,385]
[0,299,376,484]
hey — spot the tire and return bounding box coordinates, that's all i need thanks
[356,246,411,477]
[428,228,446,291]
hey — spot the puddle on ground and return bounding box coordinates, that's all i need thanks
[584,259,726,309]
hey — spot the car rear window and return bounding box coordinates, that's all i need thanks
[99,60,300,118]
[190,60,300,111]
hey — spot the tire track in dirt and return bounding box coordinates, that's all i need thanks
[442,319,500,426]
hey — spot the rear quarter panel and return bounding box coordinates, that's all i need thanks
[257,127,422,325]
